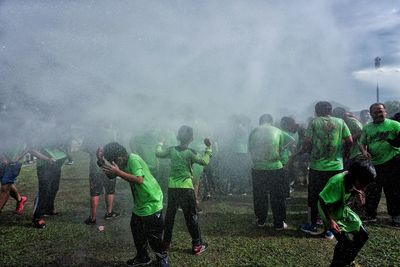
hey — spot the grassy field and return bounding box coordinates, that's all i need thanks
[0,151,399,267]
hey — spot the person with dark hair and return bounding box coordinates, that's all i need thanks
[248,114,293,230]
[359,109,372,125]
[391,112,400,122]
[156,125,212,256]
[81,121,119,225]
[332,107,364,168]
[300,101,353,239]
[319,161,376,266]
[280,116,299,195]
[360,103,400,227]
[101,142,168,267]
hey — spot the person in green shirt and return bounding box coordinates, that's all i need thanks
[101,142,168,267]
[248,114,290,230]
[360,103,400,227]
[319,161,375,267]
[300,101,353,238]
[156,125,212,256]
[332,107,364,168]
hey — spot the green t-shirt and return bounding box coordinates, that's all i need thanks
[248,124,285,170]
[280,131,297,166]
[190,140,205,181]
[124,153,163,216]
[345,117,363,160]
[37,147,67,167]
[305,116,351,171]
[360,119,400,165]
[156,144,212,189]
[318,172,362,233]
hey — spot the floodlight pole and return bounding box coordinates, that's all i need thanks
[375,57,381,102]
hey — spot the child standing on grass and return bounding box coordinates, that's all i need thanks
[101,142,168,267]
[156,125,212,256]
[318,161,376,267]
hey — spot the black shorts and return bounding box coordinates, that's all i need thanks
[89,172,116,197]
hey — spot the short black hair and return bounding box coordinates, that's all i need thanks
[348,161,376,187]
[332,107,346,119]
[259,114,273,125]
[103,142,128,163]
[177,125,193,144]
[315,101,332,117]
[369,102,385,113]
[280,116,295,131]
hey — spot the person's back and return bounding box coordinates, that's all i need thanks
[307,116,350,171]
[248,124,284,170]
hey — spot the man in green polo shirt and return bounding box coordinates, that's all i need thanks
[360,103,400,227]
[248,114,293,230]
[102,142,168,267]
[318,161,375,266]
[300,101,353,238]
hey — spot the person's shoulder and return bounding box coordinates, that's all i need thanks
[386,118,400,127]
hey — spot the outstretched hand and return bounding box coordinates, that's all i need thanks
[204,138,212,147]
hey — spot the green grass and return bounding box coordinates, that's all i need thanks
[0,151,399,266]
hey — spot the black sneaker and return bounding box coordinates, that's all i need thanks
[126,257,151,267]
[84,216,96,225]
[192,242,208,256]
[104,211,120,220]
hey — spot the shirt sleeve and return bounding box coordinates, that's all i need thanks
[191,147,212,166]
[155,144,171,158]
[128,158,145,177]
[341,120,351,139]
[319,179,342,205]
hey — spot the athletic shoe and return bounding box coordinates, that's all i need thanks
[104,211,120,220]
[363,216,377,223]
[192,242,208,256]
[275,222,288,231]
[126,257,152,267]
[392,216,400,227]
[155,253,169,267]
[257,219,266,228]
[32,218,46,229]
[15,195,27,215]
[325,230,335,240]
[299,223,320,235]
[316,218,324,226]
[66,160,74,165]
[84,216,96,225]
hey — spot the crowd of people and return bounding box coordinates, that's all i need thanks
[1,100,400,267]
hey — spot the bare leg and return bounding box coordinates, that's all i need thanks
[90,195,100,220]
[9,184,21,202]
[105,194,114,214]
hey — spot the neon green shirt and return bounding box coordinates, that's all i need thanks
[124,153,163,216]
[280,131,297,166]
[360,119,400,165]
[248,124,286,170]
[156,144,212,189]
[345,117,363,160]
[305,116,351,171]
[318,172,362,233]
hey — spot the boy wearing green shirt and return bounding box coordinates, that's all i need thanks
[102,142,168,267]
[360,103,400,227]
[319,161,375,266]
[300,101,353,238]
[156,125,212,256]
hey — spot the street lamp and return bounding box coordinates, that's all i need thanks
[375,57,381,102]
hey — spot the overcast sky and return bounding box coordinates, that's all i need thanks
[0,0,399,125]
